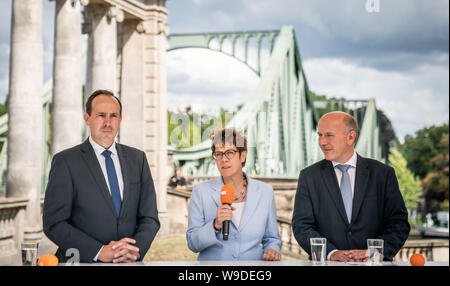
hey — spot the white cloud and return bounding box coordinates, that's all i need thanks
[192,0,208,5]
[167,48,449,141]
[167,48,260,114]
[303,57,449,139]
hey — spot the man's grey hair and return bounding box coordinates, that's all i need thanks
[322,111,359,135]
[343,115,359,135]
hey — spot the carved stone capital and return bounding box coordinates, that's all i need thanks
[158,20,169,36]
[136,19,168,35]
[107,6,125,23]
[136,21,150,34]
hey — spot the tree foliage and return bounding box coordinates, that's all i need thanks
[398,123,449,212]
[389,149,422,213]
[399,123,449,179]
[167,107,231,149]
[421,133,449,207]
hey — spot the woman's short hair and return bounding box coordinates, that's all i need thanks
[211,128,247,167]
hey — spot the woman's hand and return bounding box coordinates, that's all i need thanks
[214,204,235,230]
[262,248,281,261]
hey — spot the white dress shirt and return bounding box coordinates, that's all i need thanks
[332,151,357,198]
[327,151,358,260]
[89,136,124,199]
[89,136,124,261]
[232,202,246,227]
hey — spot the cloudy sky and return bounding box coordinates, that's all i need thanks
[0,0,448,140]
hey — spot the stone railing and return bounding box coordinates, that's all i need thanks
[0,197,28,264]
[276,216,308,259]
[166,187,449,262]
[0,196,53,265]
[166,187,192,234]
[275,215,450,262]
[395,239,449,262]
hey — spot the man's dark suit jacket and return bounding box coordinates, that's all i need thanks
[43,139,160,262]
[292,154,410,261]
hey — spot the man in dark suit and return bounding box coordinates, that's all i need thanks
[292,111,410,262]
[43,89,160,263]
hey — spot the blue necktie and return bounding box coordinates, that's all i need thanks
[102,150,121,216]
[336,164,352,223]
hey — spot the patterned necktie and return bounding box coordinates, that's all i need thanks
[102,150,121,216]
[336,164,352,223]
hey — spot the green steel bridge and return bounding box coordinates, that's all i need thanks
[0,25,385,193]
[167,26,385,177]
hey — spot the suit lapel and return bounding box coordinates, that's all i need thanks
[238,176,261,230]
[80,139,117,216]
[209,177,223,208]
[116,143,130,218]
[320,160,350,226]
[350,154,370,224]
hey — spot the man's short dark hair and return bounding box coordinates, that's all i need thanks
[85,89,122,116]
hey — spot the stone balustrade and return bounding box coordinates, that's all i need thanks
[396,239,449,262]
[0,196,56,265]
[166,185,449,262]
[0,197,27,264]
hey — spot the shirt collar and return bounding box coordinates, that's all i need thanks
[89,136,118,157]
[332,151,357,168]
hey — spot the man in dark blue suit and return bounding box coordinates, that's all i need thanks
[43,90,160,263]
[292,111,410,262]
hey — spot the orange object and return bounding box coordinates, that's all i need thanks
[37,254,59,266]
[410,253,426,266]
[220,185,234,205]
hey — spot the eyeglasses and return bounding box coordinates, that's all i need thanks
[212,149,239,160]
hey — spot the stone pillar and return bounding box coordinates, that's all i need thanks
[6,0,43,242]
[135,12,169,235]
[118,19,144,150]
[51,0,84,155]
[84,3,122,98]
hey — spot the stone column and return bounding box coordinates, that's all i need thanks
[6,0,43,242]
[118,19,144,150]
[51,0,84,155]
[84,4,123,98]
[136,12,169,235]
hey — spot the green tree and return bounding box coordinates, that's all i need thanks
[0,104,6,116]
[399,124,449,179]
[398,123,449,213]
[422,133,449,211]
[389,149,422,217]
[167,106,234,150]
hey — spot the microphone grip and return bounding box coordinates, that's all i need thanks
[223,220,230,240]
